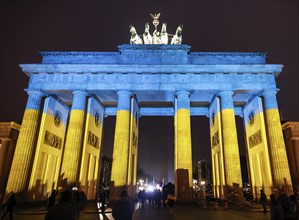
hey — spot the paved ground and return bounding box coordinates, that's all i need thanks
[1,201,271,220]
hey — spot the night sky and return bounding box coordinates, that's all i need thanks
[1,1,298,182]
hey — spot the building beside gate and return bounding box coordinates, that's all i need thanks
[3,43,292,203]
[282,122,299,189]
[0,122,20,203]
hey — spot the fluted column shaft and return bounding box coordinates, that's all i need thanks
[111,91,132,187]
[175,91,193,187]
[109,91,131,200]
[262,90,292,186]
[219,91,242,186]
[6,90,44,196]
[61,91,88,186]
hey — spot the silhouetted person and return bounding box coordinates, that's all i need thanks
[1,192,16,220]
[277,188,290,219]
[45,189,87,220]
[162,186,168,208]
[48,190,57,208]
[154,189,162,208]
[72,189,85,217]
[260,189,267,213]
[270,194,284,220]
[285,195,297,220]
[112,190,134,220]
[137,190,145,209]
[99,189,108,213]
[167,190,176,214]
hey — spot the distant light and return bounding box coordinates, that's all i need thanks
[156,184,162,190]
[139,186,145,191]
[200,180,206,186]
[147,185,154,192]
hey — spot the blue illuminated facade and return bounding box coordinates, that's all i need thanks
[21,44,281,117]
[6,44,291,203]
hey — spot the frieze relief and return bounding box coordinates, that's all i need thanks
[97,75,106,82]
[53,74,67,83]
[68,74,93,83]
[44,130,62,149]
[122,52,186,64]
[190,52,267,57]
[248,130,262,148]
[37,75,49,83]
[88,130,100,149]
[30,72,275,89]
[119,45,190,51]
[229,75,238,82]
[243,75,253,82]
[211,130,220,148]
[40,52,120,64]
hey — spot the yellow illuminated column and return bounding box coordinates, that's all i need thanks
[209,97,225,198]
[174,91,193,202]
[262,90,292,187]
[60,91,88,187]
[219,91,242,186]
[110,91,131,200]
[5,90,44,199]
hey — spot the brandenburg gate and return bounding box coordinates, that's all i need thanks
[4,18,292,203]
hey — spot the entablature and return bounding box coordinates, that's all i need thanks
[21,64,282,76]
[39,44,268,65]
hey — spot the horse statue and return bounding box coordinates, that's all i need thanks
[143,23,152,44]
[129,25,143,44]
[152,29,161,44]
[160,23,168,44]
[171,24,183,44]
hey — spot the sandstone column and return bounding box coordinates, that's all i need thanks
[174,91,193,203]
[60,91,88,186]
[219,91,242,186]
[5,90,44,200]
[262,90,292,188]
[110,90,132,200]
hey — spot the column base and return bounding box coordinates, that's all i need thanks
[175,169,193,204]
[109,182,131,203]
[223,184,244,204]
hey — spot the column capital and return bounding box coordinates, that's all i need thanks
[117,90,131,111]
[219,90,234,110]
[117,90,132,96]
[25,89,44,97]
[218,90,234,97]
[175,91,190,110]
[262,89,278,110]
[175,90,190,97]
[262,89,278,97]
[72,90,89,96]
[71,91,89,110]
[25,90,45,110]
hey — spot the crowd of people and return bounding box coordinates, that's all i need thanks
[1,185,298,220]
[266,189,298,220]
[135,182,176,212]
[112,182,176,220]
[45,188,87,220]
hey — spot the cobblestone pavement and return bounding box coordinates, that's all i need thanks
[1,201,271,220]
